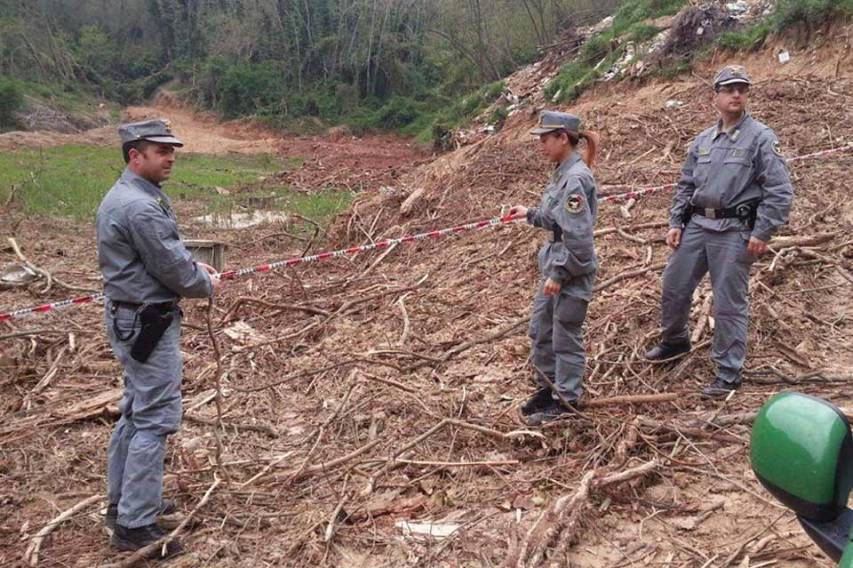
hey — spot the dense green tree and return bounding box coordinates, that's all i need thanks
[0,0,617,127]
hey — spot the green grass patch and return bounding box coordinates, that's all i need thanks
[204,185,352,228]
[546,0,687,103]
[717,21,772,50]
[611,0,686,35]
[344,79,507,146]
[0,145,318,220]
[714,0,851,54]
[282,190,353,224]
[545,44,627,102]
[627,23,664,42]
[16,80,120,121]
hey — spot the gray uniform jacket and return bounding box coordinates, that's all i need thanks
[526,153,598,288]
[668,113,794,241]
[97,169,212,303]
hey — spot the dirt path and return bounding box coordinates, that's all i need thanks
[0,91,428,192]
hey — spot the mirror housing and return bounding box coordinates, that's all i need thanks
[751,392,853,522]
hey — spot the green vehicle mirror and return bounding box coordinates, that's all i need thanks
[751,392,853,562]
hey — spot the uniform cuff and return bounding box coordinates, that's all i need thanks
[750,230,772,243]
[526,208,538,225]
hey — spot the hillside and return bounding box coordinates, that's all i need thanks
[1,10,852,568]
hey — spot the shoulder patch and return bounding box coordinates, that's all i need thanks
[698,146,711,156]
[772,140,783,157]
[565,193,585,215]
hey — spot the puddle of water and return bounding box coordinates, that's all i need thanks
[194,209,290,229]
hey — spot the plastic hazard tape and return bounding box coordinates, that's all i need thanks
[0,215,523,322]
[1,143,850,323]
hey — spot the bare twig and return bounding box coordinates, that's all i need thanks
[24,494,102,567]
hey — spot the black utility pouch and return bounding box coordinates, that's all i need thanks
[130,304,174,363]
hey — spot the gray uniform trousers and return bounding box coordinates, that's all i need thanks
[528,252,594,401]
[661,221,755,384]
[105,301,183,529]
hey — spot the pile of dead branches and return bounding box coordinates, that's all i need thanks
[1,66,851,567]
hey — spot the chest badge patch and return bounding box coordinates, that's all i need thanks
[565,194,584,214]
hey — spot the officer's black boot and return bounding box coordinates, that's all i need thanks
[701,377,741,398]
[520,388,554,416]
[645,340,691,361]
[105,499,178,532]
[111,523,184,559]
[538,397,579,423]
[523,397,579,425]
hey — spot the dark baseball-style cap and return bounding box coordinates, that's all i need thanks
[118,119,183,147]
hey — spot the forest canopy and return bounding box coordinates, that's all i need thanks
[0,0,618,133]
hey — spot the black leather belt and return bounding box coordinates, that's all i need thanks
[690,201,758,221]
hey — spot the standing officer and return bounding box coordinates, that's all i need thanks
[645,65,794,397]
[510,111,600,424]
[97,119,221,558]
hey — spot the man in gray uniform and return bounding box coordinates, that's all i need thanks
[645,66,794,397]
[97,119,221,557]
[510,111,599,423]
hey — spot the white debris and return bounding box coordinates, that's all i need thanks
[778,50,791,64]
[665,100,684,109]
[0,264,39,288]
[379,185,400,199]
[223,321,270,346]
[193,209,289,229]
[726,1,750,15]
[396,520,461,540]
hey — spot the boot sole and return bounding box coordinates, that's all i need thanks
[701,389,739,399]
[645,349,691,362]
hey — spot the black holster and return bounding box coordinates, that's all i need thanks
[736,201,759,230]
[129,304,175,363]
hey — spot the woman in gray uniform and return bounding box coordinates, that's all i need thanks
[510,111,600,424]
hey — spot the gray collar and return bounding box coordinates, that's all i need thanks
[553,152,581,178]
[121,168,166,195]
[712,112,751,142]
[120,168,172,211]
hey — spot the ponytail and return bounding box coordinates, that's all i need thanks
[553,127,600,168]
[578,131,600,169]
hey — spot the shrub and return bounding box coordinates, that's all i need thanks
[220,62,283,117]
[0,77,24,128]
[774,0,853,29]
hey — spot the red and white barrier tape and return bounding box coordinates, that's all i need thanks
[1,143,850,323]
[0,214,523,322]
